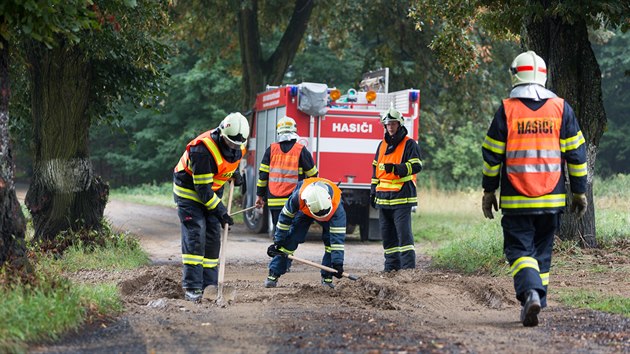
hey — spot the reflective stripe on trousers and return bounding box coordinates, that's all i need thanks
[379,207,416,271]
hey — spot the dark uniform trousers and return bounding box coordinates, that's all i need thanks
[502,213,558,308]
[380,207,416,271]
[177,197,222,290]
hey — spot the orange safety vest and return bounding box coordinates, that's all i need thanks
[504,98,563,197]
[298,178,342,222]
[268,142,303,197]
[174,130,245,191]
[375,136,415,192]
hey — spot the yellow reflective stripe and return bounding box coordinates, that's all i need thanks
[482,135,506,154]
[259,163,270,173]
[325,246,331,253]
[277,222,291,231]
[330,227,346,234]
[281,206,295,218]
[540,272,549,286]
[304,166,318,177]
[483,161,501,177]
[501,194,566,209]
[257,179,268,187]
[399,244,415,252]
[206,194,221,210]
[371,178,379,185]
[173,184,202,203]
[268,197,289,207]
[182,254,203,265]
[329,244,344,251]
[372,160,378,166]
[279,247,294,256]
[204,137,223,164]
[214,180,227,188]
[567,162,587,177]
[375,197,418,206]
[193,173,213,185]
[203,258,219,268]
[560,131,585,152]
[510,256,539,277]
[408,158,421,164]
[384,246,401,254]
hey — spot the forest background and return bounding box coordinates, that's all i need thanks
[7,1,629,191]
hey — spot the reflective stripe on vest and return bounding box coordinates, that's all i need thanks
[504,98,563,197]
[268,142,303,197]
[298,178,342,222]
[375,136,416,192]
[173,130,245,191]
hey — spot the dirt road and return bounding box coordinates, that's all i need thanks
[29,198,629,353]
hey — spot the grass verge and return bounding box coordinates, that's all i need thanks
[557,290,629,317]
[0,223,150,352]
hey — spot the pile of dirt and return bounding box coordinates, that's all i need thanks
[117,264,182,304]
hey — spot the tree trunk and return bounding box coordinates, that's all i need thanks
[24,41,109,242]
[237,0,315,112]
[0,30,28,268]
[525,9,605,247]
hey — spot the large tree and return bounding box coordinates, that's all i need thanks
[21,0,171,242]
[411,0,629,246]
[0,1,95,267]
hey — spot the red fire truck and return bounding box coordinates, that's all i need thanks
[241,70,420,241]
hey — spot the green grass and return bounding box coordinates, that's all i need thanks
[557,290,630,317]
[0,225,148,352]
[0,275,123,353]
[110,182,175,207]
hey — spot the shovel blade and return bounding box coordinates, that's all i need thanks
[202,285,236,303]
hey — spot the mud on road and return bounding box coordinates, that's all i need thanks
[29,199,629,353]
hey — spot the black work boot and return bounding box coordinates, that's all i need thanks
[264,273,279,288]
[520,289,541,327]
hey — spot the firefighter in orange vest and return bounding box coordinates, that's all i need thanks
[255,116,318,232]
[482,51,588,326]
[173,113,249,302]
[370,107,423,272]
[264,177,346,288]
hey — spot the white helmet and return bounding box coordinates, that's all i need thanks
[219,112,249,148]
[276,116,297,135]
[301,182,332,218]
[380,107,404,125]
[509,51,547,87]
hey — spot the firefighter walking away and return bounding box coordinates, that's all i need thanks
[481,51,588,326]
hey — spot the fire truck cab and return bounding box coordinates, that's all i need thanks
[241,69,420,241]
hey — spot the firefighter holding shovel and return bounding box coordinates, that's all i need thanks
[264,177,346,288]
[172,113,249,302]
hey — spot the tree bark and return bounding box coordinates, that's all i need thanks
[237,0,315,112]
[24,40,109,242]
[0,29,28,268]
[525,10,605,247]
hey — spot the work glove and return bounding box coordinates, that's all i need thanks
[383,163,395,174]
[232,171,243,187]
[255,195,265,209]
[369,193,376,209]
[267,243,285,258]
[482,191,498,219]
[220,213,234,229]
[332,263,344,279]
[570,193,587,219]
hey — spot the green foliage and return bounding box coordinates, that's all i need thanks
[557,290,629,317]
[592,30,630,176]
[0,0,97,48]
[110,182,175,207]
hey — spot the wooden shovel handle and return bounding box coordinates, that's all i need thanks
[287,254,359,281]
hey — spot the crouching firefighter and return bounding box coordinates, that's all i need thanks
[265,177,346,288]
[173,113,249,302]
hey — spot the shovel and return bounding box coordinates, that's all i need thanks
[287,254,359,281]
[203,180,236,305]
